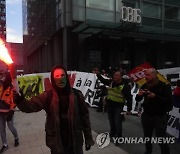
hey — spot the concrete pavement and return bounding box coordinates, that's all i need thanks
[1,110,128,154]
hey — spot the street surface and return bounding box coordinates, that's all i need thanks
[1,107,179,154]
[89,107,180,154]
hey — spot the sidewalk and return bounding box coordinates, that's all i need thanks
[1,110,128,154]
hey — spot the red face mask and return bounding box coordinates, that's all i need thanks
[53,69,67,88]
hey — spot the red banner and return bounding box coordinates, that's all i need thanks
[127,62,170,86]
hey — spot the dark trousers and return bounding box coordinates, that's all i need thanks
[141,113,170,154]
[51,146,83,154]
[107,105,123,137]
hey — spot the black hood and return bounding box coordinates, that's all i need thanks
[50,65,71,94]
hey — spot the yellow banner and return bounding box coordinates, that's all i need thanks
[17,75,43,100]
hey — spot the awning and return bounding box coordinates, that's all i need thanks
[72,19,137,34]
[72,19,180,42]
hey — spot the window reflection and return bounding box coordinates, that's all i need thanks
[86,0,114,11]
[143,2,162,18]
[86,9,114,22]
[144,0,162,3]
[165,6,180,21]
[164,0,180,6]
[122,0,140,8]
[73,0,85,7]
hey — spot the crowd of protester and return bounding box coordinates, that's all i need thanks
[0,65,179,154]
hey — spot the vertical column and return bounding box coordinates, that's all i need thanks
[63,28,68,68]
[53,34,63,66]
[62,0,73,69]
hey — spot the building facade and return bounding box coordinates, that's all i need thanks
[23,0,180,73]
[0,0,6,40]
[9,43,23,70]
[0,0,6,71]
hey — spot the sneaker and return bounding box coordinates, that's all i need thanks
[14,138,19,147]
[0,145,8,153]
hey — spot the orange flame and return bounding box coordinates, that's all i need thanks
[0,39,13,65]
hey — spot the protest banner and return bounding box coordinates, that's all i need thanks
[17,71,98,107]
[158,67,180,141]
[17,71,140,112]
[158,67,180,88]
[167,107,180,140]
[17,74,44,100]
[17,67,179,141]
[128,62,170,87]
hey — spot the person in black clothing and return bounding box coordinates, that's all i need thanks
[135,68,173,154]
[96,70,132,145]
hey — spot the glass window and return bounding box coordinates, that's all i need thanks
[165,6,180,21]
[72,0,85,21]
[73,6,85,21]
[164,20,180,29]
[122,0,140,8]
[142,17,162,27]
[73,0,85,7]
[144,0,162,2]
[86,0,114,11]
[86,8,115,22]
[164,0,180,6]
[143,2,162,18]
[116,0,123,12]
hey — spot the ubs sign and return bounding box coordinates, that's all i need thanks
[120,6,141,24]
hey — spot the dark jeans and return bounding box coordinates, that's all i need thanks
[141,113,170,154]
[107,105,123,137]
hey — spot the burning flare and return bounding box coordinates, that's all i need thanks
[0,39,13,65]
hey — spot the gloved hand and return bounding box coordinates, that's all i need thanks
[85,144,91,151]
